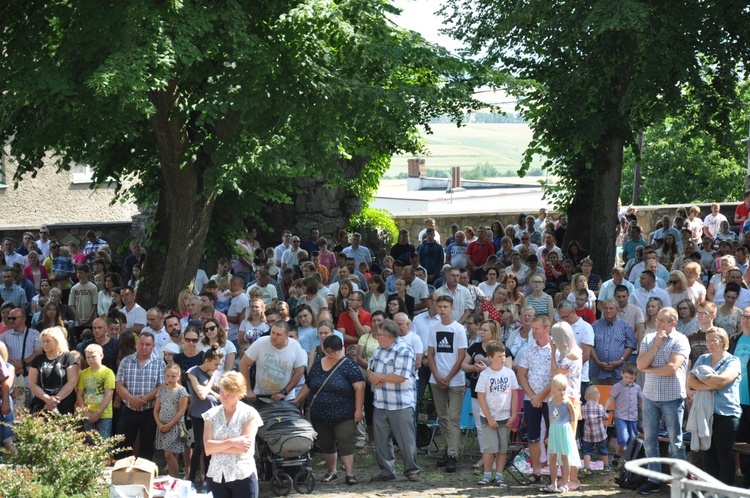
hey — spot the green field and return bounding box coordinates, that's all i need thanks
[388,122,545,177]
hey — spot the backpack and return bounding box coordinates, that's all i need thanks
[614,437,648,490]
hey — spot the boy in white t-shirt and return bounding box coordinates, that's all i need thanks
[476,341,519,487]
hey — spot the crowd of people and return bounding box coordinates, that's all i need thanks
[1,201,750,495]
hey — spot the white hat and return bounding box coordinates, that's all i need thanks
[162,343,181,355]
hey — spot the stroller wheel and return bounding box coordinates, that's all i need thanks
[294,470,317,494]
[270,472,293,496]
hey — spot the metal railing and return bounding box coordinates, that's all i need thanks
[626,458,750,498]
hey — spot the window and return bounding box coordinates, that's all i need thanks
[0,152,6,188]
[72,163,94,184]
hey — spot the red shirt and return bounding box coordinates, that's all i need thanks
[737,202,750,223]
[574,307,596,325]
[336,309,372,348]
[466,240,496,268]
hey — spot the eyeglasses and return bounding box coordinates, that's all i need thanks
[184,337,199,343]
[558,313,570,320]
[324,350,337,356]
[706,338,722,344]
[668,280,679,284]
[742,315,750,319]
[499,309,510,313]
[203,326,217,333]
[8,316,20,321]
[50,245,59,249]
[532,281,544,284]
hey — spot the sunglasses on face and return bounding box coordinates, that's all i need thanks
[184,337,199,343]
[203,326,217,333]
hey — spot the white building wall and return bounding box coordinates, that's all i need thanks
[0,149,140,228]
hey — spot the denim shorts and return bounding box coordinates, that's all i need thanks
[581,438,608,457]
[614,418,638,447]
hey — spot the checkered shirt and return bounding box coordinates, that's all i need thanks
[0,284,28,308]
[0,327,41,371]
[640,330,690,402]
[116,351,165,411]
[369,337,415,411]
[582,401,607,442]
[591,317,637,380]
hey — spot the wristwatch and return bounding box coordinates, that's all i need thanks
[280,388,288,396]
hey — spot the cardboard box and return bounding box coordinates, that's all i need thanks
[110,457,159,498]
[110,484,149,498]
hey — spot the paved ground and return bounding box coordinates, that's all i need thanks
[256,448,643,497]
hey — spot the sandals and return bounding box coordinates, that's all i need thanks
[345,475,358,486]
[567,481,580,491]
[528,473,543,484]
[556,485,569,494]
[544,484,559,493]
[321,472,338,482]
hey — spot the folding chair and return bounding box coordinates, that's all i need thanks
[459,390,479,460]
[503,389,531,485]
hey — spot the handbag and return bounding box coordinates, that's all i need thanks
[305,358,346,419]
[178,420,189,442]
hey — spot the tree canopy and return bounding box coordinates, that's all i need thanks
[441,0,750,274]
[620,80,750,206]
[0,0,490,306]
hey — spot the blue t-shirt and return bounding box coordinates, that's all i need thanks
[734,335,750,406]
[694,353,742,417]
[306,358,364,426]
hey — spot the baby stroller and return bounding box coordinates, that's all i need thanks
[255,400,318,496]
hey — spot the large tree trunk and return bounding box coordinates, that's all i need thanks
[588,132,624,278]
[562,134,624,278]
[136,82,218,309]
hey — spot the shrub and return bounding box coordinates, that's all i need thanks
[0,411,121,498]
[348,207,399,251]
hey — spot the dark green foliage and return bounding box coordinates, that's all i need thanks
[348,207,399,250]
[1,411,121,498]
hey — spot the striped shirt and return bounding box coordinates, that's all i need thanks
[369,338,415,411]
[116,351,165,411]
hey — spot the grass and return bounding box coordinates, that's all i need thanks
[388,122,545,178]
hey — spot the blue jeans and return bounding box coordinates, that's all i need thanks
[84,418,112,439]
[642,397,685,483]
[614,417,638,447]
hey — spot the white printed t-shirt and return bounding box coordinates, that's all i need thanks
[427,320,467,387]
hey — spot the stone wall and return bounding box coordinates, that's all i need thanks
[391,202,743,246]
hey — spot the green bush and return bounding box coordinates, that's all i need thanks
[348,207,399,250]
[1,411,121,498]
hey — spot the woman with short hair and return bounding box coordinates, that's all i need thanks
[203,372,263,497]
[687,327,741,485]
[294,335,364,485]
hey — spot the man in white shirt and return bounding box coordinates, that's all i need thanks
[280,236,302,271]
[403,266,430,315]
[535,232,563,261]
[411,292,441,405]
[120,286,146,334]
[226,275,250,345]
[427,295,467,473]
[240,322,307,403]
[435,267,474,324]
[703,203,727,238]
[180,295,203,330]
[2,238,24,268]
[274,230,293,266]
[142,307,171,353]
[628,270,671,314]
[598,266,636,305]
[246,270,278,307]
[557,300,594,397]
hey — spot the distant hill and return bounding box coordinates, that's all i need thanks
[388,122,545,178]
